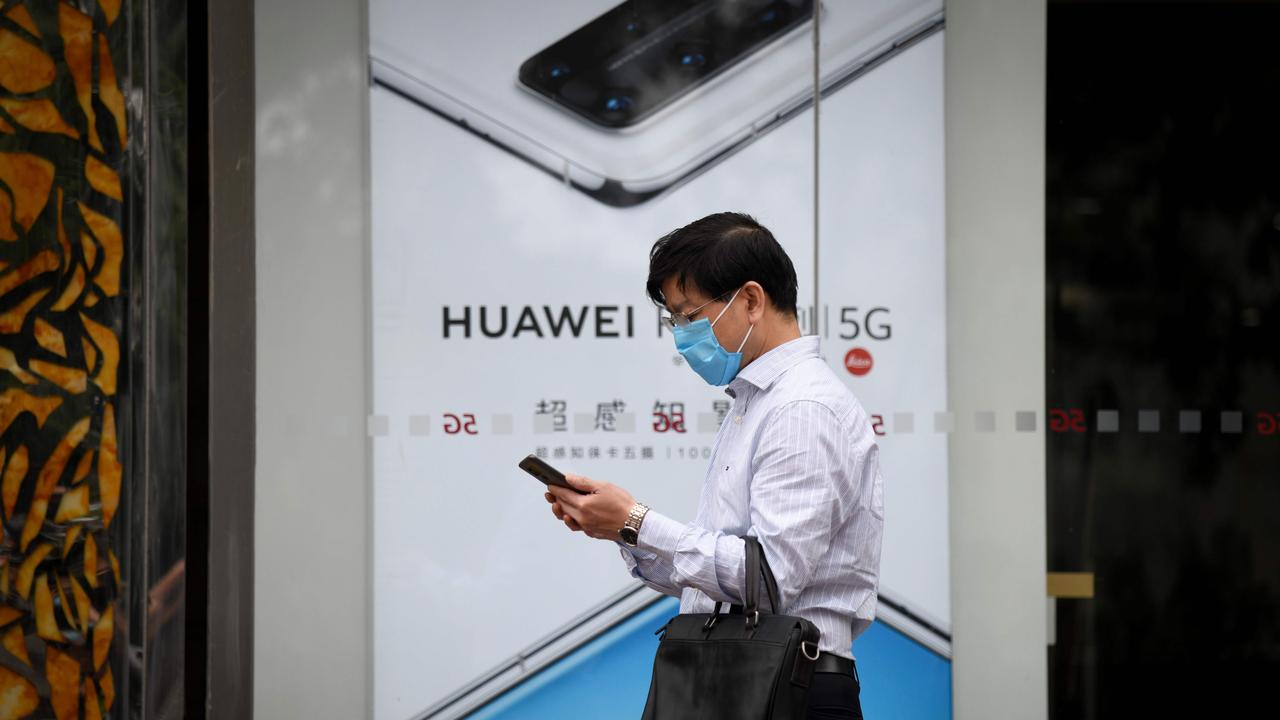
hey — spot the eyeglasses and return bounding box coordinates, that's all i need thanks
[660,289,735,330]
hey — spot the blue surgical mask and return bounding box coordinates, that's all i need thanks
[672,287,755,386]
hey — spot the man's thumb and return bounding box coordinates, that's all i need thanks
[564,473,596,492]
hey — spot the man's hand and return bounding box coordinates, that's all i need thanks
[544,474,636,541]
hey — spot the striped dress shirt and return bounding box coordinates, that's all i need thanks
[619,334,884,659]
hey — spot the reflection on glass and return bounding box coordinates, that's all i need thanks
[1048,4,1280,717]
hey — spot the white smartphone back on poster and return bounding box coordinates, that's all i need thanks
[370,0,942,206]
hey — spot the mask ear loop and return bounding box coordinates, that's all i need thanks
[735,323,755,353]
[712,287,754,353]
[710,287,744,327]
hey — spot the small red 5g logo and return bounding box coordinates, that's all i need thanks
[443,413,478,435]
[1049,409,1087,433]
[1258,412,1280,436]
[869,414,885,437]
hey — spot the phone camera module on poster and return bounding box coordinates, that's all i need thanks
[518,0,815,130]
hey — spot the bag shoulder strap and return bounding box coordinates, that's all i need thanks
[754,537,782,613]
[721,536,785,618]
[743,536,781,615]
[743,535,760,614]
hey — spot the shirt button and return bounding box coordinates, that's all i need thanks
[735,416,743,423]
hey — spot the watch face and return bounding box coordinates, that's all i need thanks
[620,527,639,545]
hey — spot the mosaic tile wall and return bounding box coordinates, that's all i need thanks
[0,1,127,718]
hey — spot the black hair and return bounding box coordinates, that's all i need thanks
[646,212,799,316]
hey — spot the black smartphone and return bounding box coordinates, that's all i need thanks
[519,454,590,495]
[518,0,813,129]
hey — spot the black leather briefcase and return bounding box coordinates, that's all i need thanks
[641,536,821,720]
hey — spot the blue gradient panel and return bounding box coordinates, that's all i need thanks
[470,596,951,719]
[858,621,952,720]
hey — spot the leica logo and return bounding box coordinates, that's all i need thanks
[844,348,873,377]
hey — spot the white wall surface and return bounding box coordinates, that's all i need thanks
[945,1,1048,718]
[255,0,372,718]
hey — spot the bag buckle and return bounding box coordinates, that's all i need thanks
[800,641,820,661]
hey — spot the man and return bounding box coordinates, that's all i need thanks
[545,212,883,719]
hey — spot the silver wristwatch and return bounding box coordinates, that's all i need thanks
[619,503,650,547]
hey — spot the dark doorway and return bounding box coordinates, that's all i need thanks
[1047,2,1280,717]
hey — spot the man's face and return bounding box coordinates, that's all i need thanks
[660,277,751,353]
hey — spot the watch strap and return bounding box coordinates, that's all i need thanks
[622,502,649,544]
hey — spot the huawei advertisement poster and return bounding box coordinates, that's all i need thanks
[369,1,950,718]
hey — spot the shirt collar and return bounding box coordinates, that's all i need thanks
[726,335,820,396]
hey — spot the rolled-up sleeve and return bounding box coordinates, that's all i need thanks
[615,534,681,597]
[621,400,839,609]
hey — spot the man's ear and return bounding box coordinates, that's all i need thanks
[743,281,768,322]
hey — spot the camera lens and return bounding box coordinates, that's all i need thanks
[603,93,633,113]
[671,42,711,72]
[598,89,636,123]
[756,2,791,26]
[538,59,572,85]
[678,51,707,68]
